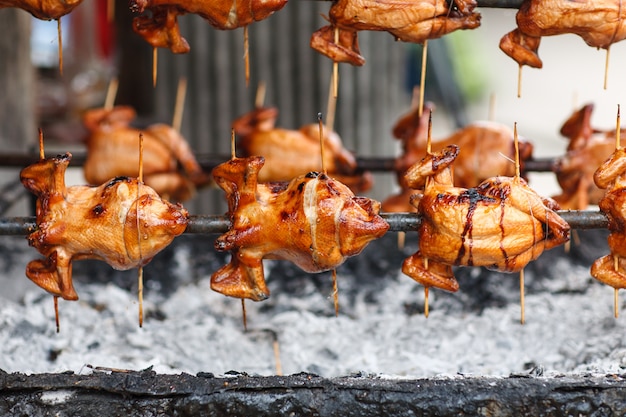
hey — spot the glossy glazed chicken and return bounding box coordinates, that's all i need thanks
[83,106,211,202]
[499,0,626,68]
[20,153,189,302]
[211,156,389,301]
[382,102,534,212]
[402,145,570,292]
[232,106,373,193]
[0,0,83,20]
[310,0,481,65]
[590,147,626,289]
[553,104,621,209]
[130,0,288,53]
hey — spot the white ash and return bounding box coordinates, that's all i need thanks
[0,233,625,379]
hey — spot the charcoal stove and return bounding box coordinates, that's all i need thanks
[3,0,626,415]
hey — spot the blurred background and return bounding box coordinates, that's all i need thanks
[1,0,626,215]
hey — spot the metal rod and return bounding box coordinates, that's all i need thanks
[306,0,523,5]
[0,210,608,237]
[2,152,558,174]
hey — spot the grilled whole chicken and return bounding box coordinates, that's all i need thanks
[499,0,626,68]
[82,106,210,202]
[310,0,481,65]
[211,156,389,301]
[553,103,621,210]
[0,0,83,20]
[590,147,626,289]
[130,0,288,52]
[232,106,373,193]
[20,153,189,301]
[382,102,533,212]
[402,145,570,292]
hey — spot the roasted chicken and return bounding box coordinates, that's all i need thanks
[590,147,626,289]
[310,0,481,65]
[82,105,211,202]
[232,106,373,193]
[382,102,534,212]
[20,152,189,302]
[129,0,288,53]
[553,104,622,209]
[402,145,570,292]
[499,0,626,69]
[0,0,83,20]
[211,156,389,301]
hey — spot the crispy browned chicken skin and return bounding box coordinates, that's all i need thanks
[130,0,288,52]
[382,103,533,212]
[232,106,373,193]
[20,153,188,301]
[211,156,389,301]
[82,105,211,202]
[311,0,481,65]
[0,0,83,20]
[552,104,624,210]
[499,0,626,68]
[401,145,570,292]
[591,147,626,289]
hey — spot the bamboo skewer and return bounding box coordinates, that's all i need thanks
[318,112,340,315]
[604,47,611,90]
[172,77,188,132]
[244,26,250,87]
[517,65,522,98]
[613,105,621,318]
[57,19,64,76]
[137,133,145,328]
[152,48,158,87]
[104,78,119,111]
[418,41,428,117]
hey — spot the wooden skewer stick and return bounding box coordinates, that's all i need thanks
[152,48,158,87]
[326,73,337,134]
[513,122,526,324]
[318,112,338,314]
[54,297,60,333]
[517,65,523,98]
[38,129,45,160]
[172,77,188,132]
[273,338,283,375]
[518,226,526,325]
[137,133,145,328]
[244,26,250,87]
[227,129,248,329]
[614,104,621,318]
[615,104,621,150]
[318,113,327,175]
[241,299,248,331]
[231,129,236,160]
[332,269,339,317]
[422,111,434,317]
[57,19,64,76]
[418,41,428,117]
[333,27,339,99]
[604,47,611,90]
[104,78,119,111]
[255,81,266,109]
[39,131,61,330]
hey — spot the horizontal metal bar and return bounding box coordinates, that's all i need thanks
[0,210,608,237]
[0,152,558,174]
[306,0,523,6]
